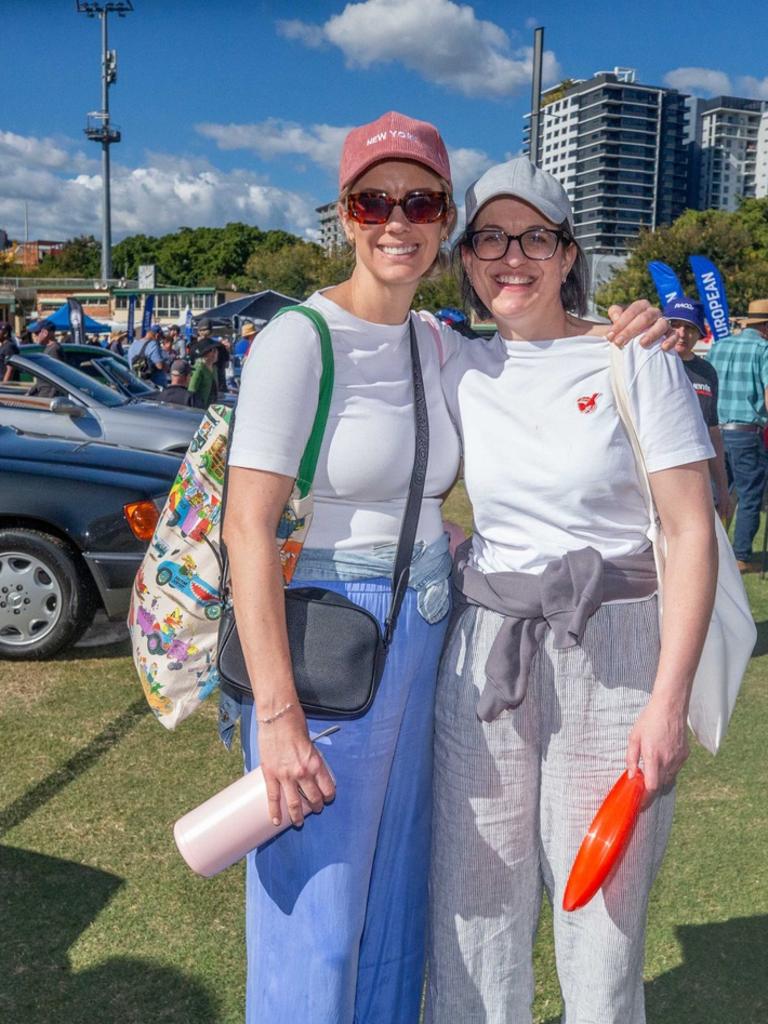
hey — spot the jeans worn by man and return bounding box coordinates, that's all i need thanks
[709,303,768,568]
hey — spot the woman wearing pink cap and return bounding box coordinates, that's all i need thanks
[222,111,668,1023]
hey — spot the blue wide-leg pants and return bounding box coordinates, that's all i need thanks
[240,578,448,1024]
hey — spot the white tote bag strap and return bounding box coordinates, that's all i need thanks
[608,344,666,608]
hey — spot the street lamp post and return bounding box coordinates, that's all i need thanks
[76,1,133,281]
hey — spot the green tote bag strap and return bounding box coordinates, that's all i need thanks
[272,305,335,498]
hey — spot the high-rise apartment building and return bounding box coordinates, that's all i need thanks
[316,201,346,253]
[693,96,767,211]
[757,110,768,199]
[525,69,689,254]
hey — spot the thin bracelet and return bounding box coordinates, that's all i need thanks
[257,701,295,725]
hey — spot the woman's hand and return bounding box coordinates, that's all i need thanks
[626,695,689,804]
[258,706,336,826]
[606,300,674,350]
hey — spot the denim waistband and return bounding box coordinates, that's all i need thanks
[295,532,453,626]
[218,531,454,748]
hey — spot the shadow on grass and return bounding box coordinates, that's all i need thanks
[537,916,768,1024]
[751,618,768,658]
[0,699,149,839]
[0,845,218,1024]
[645,916,768,1023]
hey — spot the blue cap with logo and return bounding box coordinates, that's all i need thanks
[663,297,706,338]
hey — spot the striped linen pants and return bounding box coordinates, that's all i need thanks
[427,597,675,1024]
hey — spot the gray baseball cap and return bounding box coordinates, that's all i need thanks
[464,158,574,232]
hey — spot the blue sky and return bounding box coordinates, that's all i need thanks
[3,0,767,243]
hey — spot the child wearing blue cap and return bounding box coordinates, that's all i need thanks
[663,298,730,519]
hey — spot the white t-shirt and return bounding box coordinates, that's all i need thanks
[229,291,461,552]
[441,332,714,575]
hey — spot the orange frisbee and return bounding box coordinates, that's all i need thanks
[562,770,645,912]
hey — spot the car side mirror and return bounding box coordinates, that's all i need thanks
[49,396,86,418]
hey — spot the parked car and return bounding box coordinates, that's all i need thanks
[21,342,161,400]
[0,424,180,659]
[16,344,236,407]
[0,353,203,455]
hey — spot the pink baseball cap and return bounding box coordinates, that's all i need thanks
[338,111,452,192]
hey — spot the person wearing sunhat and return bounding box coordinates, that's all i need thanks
[234,320,261,359]
[187,338,219,407]
[709,297,768,570]
[664,297,730,520]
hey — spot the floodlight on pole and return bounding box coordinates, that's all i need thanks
[76,1,134,281]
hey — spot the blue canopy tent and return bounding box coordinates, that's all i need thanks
[28,303,111,334]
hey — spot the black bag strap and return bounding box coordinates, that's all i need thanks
[382,314,429,647]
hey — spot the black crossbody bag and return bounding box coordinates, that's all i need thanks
[217,316,429,719]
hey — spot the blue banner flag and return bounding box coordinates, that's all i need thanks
[126,294,136,344]
[184,306,193,356]
[689,256,730,339]
[647,261,683,306]
[140,293,155,337]
[67,297,85,346]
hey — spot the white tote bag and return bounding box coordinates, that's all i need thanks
[610,345,756,754]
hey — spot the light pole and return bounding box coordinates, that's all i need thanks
[77,1,133,281]
[529,27,544,166]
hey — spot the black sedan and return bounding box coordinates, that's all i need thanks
[0,424,180,659]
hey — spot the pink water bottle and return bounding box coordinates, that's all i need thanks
[174,727,338,877]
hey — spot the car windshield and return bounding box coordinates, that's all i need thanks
[91,356,157,397]
[16,353,129,408]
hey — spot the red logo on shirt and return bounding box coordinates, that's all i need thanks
[577,392,601,414]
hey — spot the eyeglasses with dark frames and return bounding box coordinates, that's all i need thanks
[465,227,570,261]
[346,190,449,225]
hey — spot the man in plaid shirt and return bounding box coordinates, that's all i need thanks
[709,300,768,570]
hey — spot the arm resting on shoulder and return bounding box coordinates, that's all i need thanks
[626,460,717,800]
[222,467,335,825]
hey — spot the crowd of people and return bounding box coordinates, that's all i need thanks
[0,316,264,405]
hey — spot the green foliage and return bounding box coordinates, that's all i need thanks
[595,198,768,315]
[413,270,462,312]
[236,242,354,299]
[112,222,274,287]
[37,235,101,277]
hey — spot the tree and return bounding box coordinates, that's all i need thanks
[413,270,462,312]
[238,241,353,298]
[595,198,768,316]
[37,235,101,277]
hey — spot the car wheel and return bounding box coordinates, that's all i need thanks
[0,529,99,660]
[204,603,221,621]
[156,567,172,585]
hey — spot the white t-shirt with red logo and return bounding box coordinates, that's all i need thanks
[440,332,714,575]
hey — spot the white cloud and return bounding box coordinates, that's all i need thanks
[196,118,351,172]
[277,0,561,99]
[0,129,71,170]
[276,18,325,47]
[737,75,768,100]
[0,131,319,242]
[663,67,733,96]
[447,146,493,195]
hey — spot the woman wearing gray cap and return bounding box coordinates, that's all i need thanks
[426,160,717,1024]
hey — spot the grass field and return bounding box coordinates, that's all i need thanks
[1,488,767,1023]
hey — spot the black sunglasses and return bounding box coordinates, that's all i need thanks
[346,190,449,225]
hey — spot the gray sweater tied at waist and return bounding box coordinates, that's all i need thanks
[452,540,658,722]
